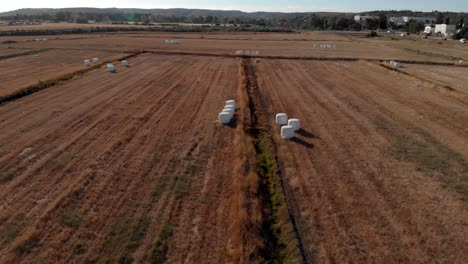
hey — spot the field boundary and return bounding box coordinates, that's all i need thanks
[0,51,146,105]
[0,48,51,61]
[146,50,468,67]
[374,62,468,104]
[113,34,353,42]
[241,57,307,263]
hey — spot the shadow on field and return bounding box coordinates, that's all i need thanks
[226,116,238,129]
[291,137,315,149]
[297,129,320,139]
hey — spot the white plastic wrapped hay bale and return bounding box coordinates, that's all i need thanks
[107,63,115,72]
[275,113,288,125]
[226,100,236,108]
[224,105,236,112]
[288,119,301,131]
[121,60,129,67]
[281,125,294,139]
[219,111,231,124]
[83,60,91,66]
[389,61,395,66]
[93,58,99,63]
[223,108,234,118]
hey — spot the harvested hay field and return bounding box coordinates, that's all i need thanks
[0,54,267,263]
[0,31,467,264]
[0,47,36,57]
[399,64,468,94]
[254,58,468,263]
[0,49,128,99]
[11,35,454,62]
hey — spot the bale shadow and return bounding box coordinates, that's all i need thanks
[290,137,315,149]
[226,115,238,129]
[296,128,320,139]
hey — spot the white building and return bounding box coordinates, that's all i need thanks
[354,15,377,22]
[390,16,436,25]
[424,25,435,34]
[435,24,456,35]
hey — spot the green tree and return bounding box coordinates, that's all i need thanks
[436,12,444,24]
[407,21,425,34]
[378,13,388,30]
[445,17,450,25]
[327,16,336,29]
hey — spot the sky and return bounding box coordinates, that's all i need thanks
[1,0,467,13]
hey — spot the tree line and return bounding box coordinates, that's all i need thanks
[1,10,465,35]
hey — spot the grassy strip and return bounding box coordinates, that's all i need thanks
[0,51,145,105]
[0,48,50,61]
[0,213,26,250]
[400,47,459,61]
[147,221,174,264]
[148,49,468,68]
[96,215,150,263]
[242,58,304,263]
[374,116,468,201]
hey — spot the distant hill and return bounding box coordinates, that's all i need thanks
[0,7,345,18]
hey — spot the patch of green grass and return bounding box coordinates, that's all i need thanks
[174,173,190,199]
[199,144,213,154]
[102,217,133,252]
[100,215,150,263]
[61,211,81,228]
[126,217,150,251]
[254,132,292,262]
[199,194,213,204]
[0,162,15,183]
[147,221,174,264]
[185,161,200,174]
[0,213,26,249]
[96,256,111,264]
[152,175,171,198]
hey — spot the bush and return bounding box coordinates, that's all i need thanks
[367,31,378,37]
[61,211,81,227]
[453,27,468,40]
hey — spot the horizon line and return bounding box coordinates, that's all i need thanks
[0,7,466,14]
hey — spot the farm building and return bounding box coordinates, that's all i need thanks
[435,24,456,35]
[424,25,435,34]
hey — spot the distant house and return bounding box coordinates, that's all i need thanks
[354,15,377,22]
[424,25,435,34]
[389,16,436,25]
[435,24,456,35]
